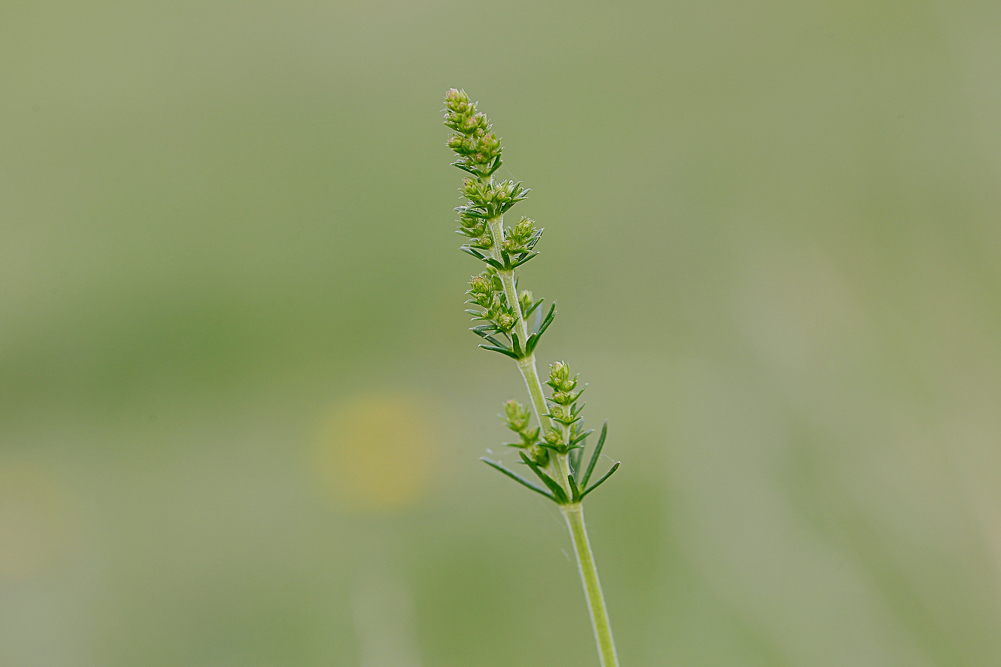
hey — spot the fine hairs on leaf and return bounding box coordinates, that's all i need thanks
[443,89,621,667]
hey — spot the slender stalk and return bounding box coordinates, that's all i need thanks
[486,215,551,433]
[554,451,574,497]
[562,503,619,667]
[445,89,622,667]
[517,354,553,433]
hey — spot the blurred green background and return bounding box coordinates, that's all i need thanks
[3,1,1001,665]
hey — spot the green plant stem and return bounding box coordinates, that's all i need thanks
[554,450,574,496]
[486,215,552,434]
[562,503,619,667]
[517,355,552,433]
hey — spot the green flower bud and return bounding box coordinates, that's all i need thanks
[553,389,584,406]
[519,290,534,314]
[548,361,570,388]
[457,112,484,134]
[475,132,501,160]
[521,427,540,446]
[514,216,534,240]
[445,88,471,113]
[495,312,516,332]
[493,181,516,203]
[462,177,490,204]
[504,399,531,432]
[469,234,493,250]
[458,214,486,238]
[504,217,538,253]
[529,444,550,467]
[468,274,492,297]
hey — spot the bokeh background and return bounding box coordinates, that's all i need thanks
[3,1,1001,665]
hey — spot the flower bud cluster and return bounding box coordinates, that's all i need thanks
[444,88,503,179]
[546,362,589,451]
[503,217,542,255]
[548,362,586,409]
[459,177,529,221]
[518,290,534,316]
[466,269,517,333]
[503,399,548,465]
[448,89,621,510]
[457,211,491,250]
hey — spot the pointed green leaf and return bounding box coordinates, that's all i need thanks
[523,298,544,319]
[570,428,594,448]
[536,302,557,336]
[582,462,620,498]
[518,452,568,503]
[471,331,505,347]
[481,458,557,501]
[567,473,582,503]
[581,421,607,487]
[453,162,479,175]
[483,257,505,270]
[459,246,487,260]
[511,252,539,268]
[511,332,524,359]
[569,446,584,478]
[537,441,568,454]
[478,344,521,360]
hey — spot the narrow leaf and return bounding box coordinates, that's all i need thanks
[478,344,521,360]
[581,462,620,498]
[511,332,524,358]
[523,298,544,319]
[536,302,557,337]
[483,257,505,270]
[570,446,584,478]
[525,333,539,355]
[481,458,556,501]
[518,452,568,503]
[567,473,582,503]
[537,441,568,453]
[581,421,607,488]
[472,331,505,347]
[456,207,488,219]
[570,428,594,448]
[459,246,487,260]
[511,252,539,268]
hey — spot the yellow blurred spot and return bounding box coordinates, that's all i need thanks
[314,394,440,512]
[0,463,68,581]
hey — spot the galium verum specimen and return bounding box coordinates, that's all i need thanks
[443,88,621,667]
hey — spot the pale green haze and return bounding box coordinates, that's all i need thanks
[3,2,1001,666]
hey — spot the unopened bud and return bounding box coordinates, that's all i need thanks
[445,88,471,113]
[514,217,534,240]
[504,399,531,432]
[468,275,491,297]
[549,361,569,386]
